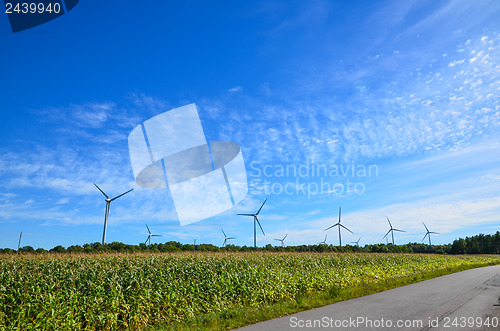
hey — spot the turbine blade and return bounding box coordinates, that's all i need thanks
[386,216,392,228]
[422,222,429,232]
[146,224,151,234]
[430,232,439,234]
[221,229,226,237]
[111,188,134,201]
[383,229,391,239]
[152,234,162,237]
[274,238,280,241]
[255,217,265,235]
[340,224,353,234]
[422,233,428,242]
[324,224,338,231]
[393,229,405,232]
[228,237,235,240]
[338,207,342,223]
[94,183,109,199]
[237,213,254,216]
[283,234,288,240]
[256,198,268,215]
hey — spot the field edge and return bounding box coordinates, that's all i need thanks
[156,260,500,331]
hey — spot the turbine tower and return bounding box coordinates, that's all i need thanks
[17,232,22,253]
[221,229,235,247]
[324,207,353,246]
[274,234,288,247]
[383,216,405,245]
[94,183,134,245]
[145,224,163,245]
[237,198,267,248]
[422,222,439,245]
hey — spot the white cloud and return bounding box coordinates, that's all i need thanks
[342,197,500,235]
[228,86,243,93]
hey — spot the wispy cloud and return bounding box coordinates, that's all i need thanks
[228,86,243,93]
[208,33,499,167]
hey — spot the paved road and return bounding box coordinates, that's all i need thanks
[237,264,500,331]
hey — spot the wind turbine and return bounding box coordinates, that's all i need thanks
[145,224,163,245]
[383,216,405,245]
[94,183,134,245]
[350,237,361,246]
[274,234,288,247]
[237,198,267,248]
[324,207,353,246]
[422,222,439,245]
[221,229,235,247]
[317,235,328,245]
[17,232,22,253]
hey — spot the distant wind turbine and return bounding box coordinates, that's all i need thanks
[221,229,235,247]
[317,235,328,245]
[324,207,353,246]
[383,216,405,245]
[145,224,163,245]
[350,237,361,246]
[94,183,134,245]
[274,234,288,247]
[17,232,22,253]
[422,222,439,245]
[237,198,267,248]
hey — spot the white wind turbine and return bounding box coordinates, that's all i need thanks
[145,224,163,245]
[324,207,353,246]
[94,183,133,245]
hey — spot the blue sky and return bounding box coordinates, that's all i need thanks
[0,0,499,249]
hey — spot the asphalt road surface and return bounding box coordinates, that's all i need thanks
[237,264,500,331]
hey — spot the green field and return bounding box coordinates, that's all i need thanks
[0,252,498,330]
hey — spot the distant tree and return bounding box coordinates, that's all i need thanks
[451,239,467,254]
[19,246,35,253]
[67,245,84,253]
[164,244,179,252]
[109,242,128,252]
[50,245,66,253]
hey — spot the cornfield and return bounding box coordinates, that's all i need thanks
[0,253,498,330]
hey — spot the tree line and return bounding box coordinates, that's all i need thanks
[2,231,499,255]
